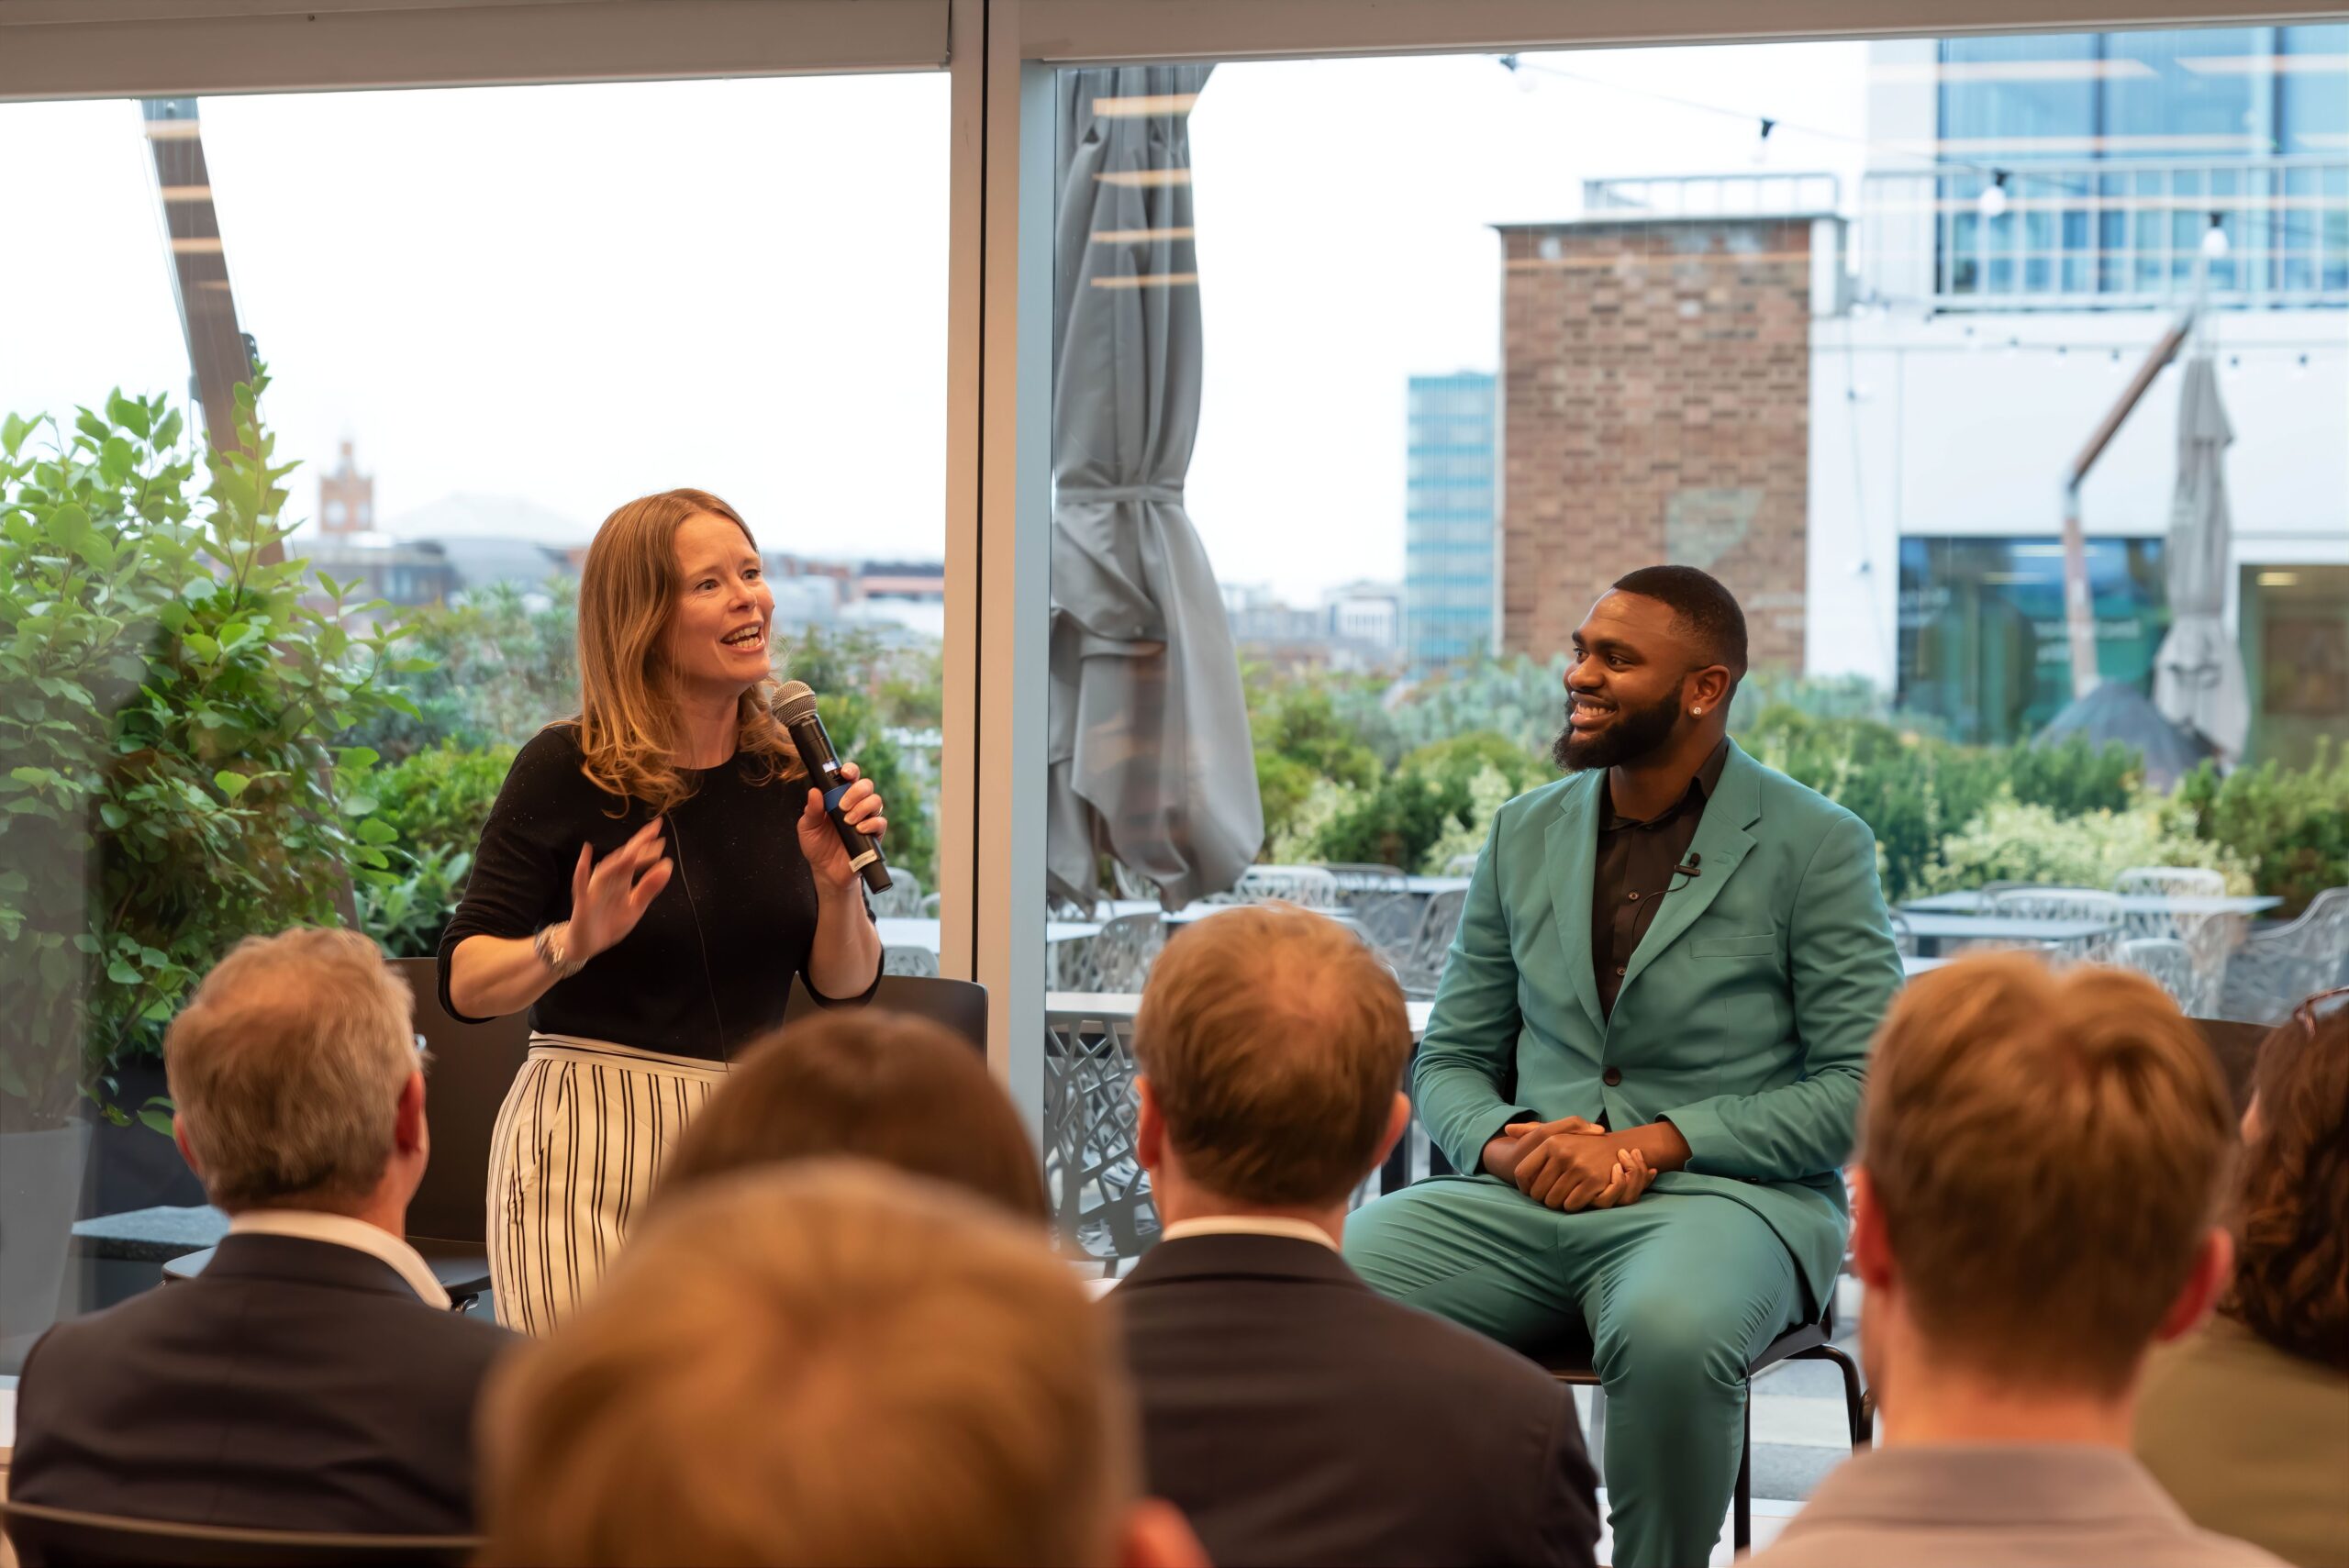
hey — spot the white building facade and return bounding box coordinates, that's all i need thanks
[1806,28,2348,764]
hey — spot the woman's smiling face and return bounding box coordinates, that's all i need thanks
[665,511,775,697]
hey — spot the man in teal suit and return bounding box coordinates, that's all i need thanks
[1346,567,1903,1568]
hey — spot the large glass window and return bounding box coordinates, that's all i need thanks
[1897,536,2169,743]
[1,74,946,1360]
[1925,28,2349,302]
[1035,19,2347,1328]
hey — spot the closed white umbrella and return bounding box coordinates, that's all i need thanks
[1046,67,1263,909]
[2152,354,2250,765]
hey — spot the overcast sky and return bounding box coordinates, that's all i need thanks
[2,43,1872,603]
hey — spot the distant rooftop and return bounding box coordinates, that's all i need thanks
[380,492,591,546]
[1497,172,1845,231]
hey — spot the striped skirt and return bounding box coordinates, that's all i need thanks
[484,1034,728,1335]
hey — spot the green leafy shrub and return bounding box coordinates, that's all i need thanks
[1298,730,1546,873]
[2171,740,2349,917]
[1381,654,1568,763]
[1921,795,2254,896]
[358,844,474,960]
[0,380,417,1129]
[772,628,937,893]
[1316,771,1463,873]
[1737,706,2141,903]
[346,580,578,762]
[373,740,518,860]
[1247,673,1383,854]
[353,741,515,957]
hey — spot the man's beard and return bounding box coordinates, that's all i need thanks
[1551,688,1684,773]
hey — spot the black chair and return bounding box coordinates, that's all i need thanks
[163,958,529,1312]
[0,1498,477,1568]
[785,973,988,1055]
[1526,1298,1873,1554]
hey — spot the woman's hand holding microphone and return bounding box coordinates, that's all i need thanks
[796,761,886,895]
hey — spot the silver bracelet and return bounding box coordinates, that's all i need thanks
[532,921,586,981]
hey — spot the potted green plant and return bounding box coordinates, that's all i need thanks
[0,375,419,1340]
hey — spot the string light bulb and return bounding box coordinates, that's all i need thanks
[1978,170,2010,220]
[2200,212,2230,259]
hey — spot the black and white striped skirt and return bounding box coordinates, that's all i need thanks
[484,1034,728,1335]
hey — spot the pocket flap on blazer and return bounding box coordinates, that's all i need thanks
[1692,933,1778,958]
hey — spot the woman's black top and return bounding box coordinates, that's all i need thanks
[436,724,878,1062]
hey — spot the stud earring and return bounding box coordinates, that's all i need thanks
[1692,706,1703,716]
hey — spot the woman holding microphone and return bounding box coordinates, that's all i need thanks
[440,488,885,1333]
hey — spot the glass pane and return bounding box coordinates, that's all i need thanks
[2104,28,2264,159]
[2277,23,2349,155]
[1034,21,2348,1309]
[0,73,947,1357]
[1939,32,2097,161]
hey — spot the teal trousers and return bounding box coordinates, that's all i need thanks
[1344,1174,1804,1568]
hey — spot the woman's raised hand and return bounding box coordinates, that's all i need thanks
[568,817,674,961]
[797,761,886,893]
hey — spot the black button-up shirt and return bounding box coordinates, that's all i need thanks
[1591,738,1730,1019]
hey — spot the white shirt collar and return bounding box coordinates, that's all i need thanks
[1159,1215,1341,1251]
[227,1209,451,1309]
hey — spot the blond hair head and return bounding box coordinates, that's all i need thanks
[573,487,799,814]
[480,1160,1136,1568]
[163,927,417,1212]
[1134,902,1411,1207]
[1862,952,2236,1396]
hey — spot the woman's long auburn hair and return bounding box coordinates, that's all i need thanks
[2223,1002,2349,1371]
[572,488,800,814]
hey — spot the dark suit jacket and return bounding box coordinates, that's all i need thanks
[10,1232,514,1536]
[1118,1232,1599,1568]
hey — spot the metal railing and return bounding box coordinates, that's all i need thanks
[1860,156,2349,309]
[1584,172,1843,219]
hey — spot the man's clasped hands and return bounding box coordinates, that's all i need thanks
[1479,1116,1691,1212]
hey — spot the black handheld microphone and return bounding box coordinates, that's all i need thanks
[774,680,892,894]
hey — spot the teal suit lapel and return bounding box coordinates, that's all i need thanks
[1542,771,1607,1032]
[1617,742,1763,998]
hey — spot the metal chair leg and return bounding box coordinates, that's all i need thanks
[1807,1340,1871,1450]
[1734,1382,1753,1553]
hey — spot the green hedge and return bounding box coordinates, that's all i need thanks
[2172,740,2349,918]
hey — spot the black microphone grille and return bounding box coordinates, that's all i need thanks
[774,680,818,724]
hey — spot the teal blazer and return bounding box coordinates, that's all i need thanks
[1414,740,1903,1310]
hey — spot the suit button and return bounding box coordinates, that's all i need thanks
[1603,1066,1623,1087]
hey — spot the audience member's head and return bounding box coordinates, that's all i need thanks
[2224,990,2347,1372]
[478,1160,1206,1568]
[164,927,427,1223]
[1854,953,2236,1422]
[654,1010,1049,1220]
[1133,903,1412,1223]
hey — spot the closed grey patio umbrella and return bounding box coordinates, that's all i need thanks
[1046,66,1263,910]
[2151,353,2250,765]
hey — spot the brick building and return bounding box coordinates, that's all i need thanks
[1496,209,1838,670]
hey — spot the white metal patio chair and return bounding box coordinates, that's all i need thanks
[1394,888,1469,1000]
[2116,936,2200,1012]
[2220,888,2349,1025]
[1319,862,1408,906]
[1987,886,2123,962]
[1230,864,1341,908]
[2112,866,2233,1013]
[1089,911,1167,993]
[867,868,926,917]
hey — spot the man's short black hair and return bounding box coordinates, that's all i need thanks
[1610,564,1749,679]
